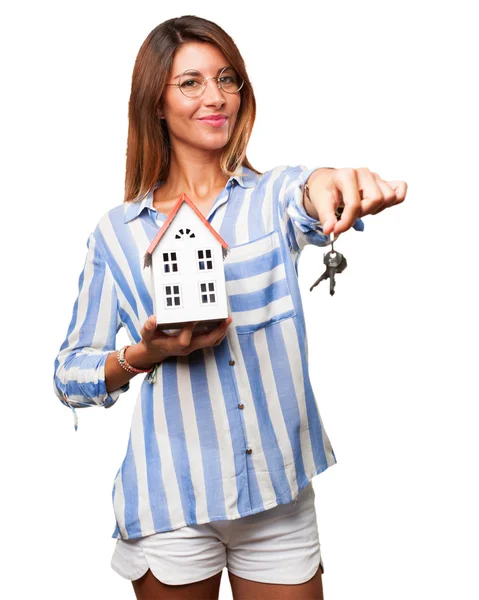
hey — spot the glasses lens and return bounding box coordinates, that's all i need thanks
[179,70,205,97]
[219,67,243,93]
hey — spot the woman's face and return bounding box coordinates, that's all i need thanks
[160,42,242,154]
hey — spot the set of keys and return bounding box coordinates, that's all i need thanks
[310,232,348,296]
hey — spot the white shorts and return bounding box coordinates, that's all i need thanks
[111,481,323,586]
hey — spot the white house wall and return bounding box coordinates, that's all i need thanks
[152,203,229,325]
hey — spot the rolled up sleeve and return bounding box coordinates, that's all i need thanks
[279,165,364,252]
[53,231,129,430]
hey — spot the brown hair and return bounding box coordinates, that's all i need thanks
[124,15,261,203]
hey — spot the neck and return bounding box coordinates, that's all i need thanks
[164,145,228,200]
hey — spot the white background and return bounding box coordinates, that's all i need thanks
[1,1,478,598]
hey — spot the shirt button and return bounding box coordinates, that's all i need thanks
[246,448,252,454]
[238,403,244,409]
[229,359,235,366]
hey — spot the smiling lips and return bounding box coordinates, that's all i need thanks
[199,114,228,127]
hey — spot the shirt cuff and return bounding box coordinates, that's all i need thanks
[102,382,130,408]
[293,167,329,233]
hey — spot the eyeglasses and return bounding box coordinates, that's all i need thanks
[165,66,245,98]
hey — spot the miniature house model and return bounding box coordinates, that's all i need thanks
[144,193,229,331]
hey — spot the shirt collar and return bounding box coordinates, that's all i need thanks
[123,164,259,223]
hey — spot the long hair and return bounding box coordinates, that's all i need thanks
[124,15,261,203]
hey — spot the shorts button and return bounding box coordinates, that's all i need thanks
[246,448,252,454]
[238,403,244,409]
[229,359,235,366]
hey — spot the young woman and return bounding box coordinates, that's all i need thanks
[54,15,406,600]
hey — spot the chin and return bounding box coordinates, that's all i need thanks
[174,129,232,151]
[197,139,230,151]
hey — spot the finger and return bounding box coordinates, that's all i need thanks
[214,331,229,346]
[205,316,232,342]
[354,168,386,216]
[368,178,407,214]
[386,180,408,204]
[371,177,398,214]
[315,194,338,236]
[215,316,232,339]
[177,321,198,348]
[141,315,161,343]
[307,173,339,236]
[208,323,230,348]
[190,316,232,350]
[332,169,361,235]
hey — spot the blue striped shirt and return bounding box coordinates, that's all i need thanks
[53,164,364,540]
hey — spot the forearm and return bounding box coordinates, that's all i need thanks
[104,343,163,393]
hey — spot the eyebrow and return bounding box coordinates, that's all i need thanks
[172,66,231,80]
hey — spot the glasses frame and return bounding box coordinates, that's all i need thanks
[165,66,245,97]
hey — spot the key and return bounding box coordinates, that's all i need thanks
[310,250,347,295]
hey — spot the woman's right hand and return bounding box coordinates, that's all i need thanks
[129,315,233,368]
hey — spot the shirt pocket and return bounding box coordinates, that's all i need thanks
[224,230,296,334]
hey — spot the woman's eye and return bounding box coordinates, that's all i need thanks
[220,76,235,84]
[181,79,200,88]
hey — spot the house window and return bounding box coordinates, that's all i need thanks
[175,227,195,239]
[199,281,216,304]
[197,249,213,271]
[162,251,178,274]
[164,284,182,308]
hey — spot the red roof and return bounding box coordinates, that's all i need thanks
[143,192,229,266]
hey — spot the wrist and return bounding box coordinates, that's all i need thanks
[125,343,158,371]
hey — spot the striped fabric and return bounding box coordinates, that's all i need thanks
[53,164,364,540]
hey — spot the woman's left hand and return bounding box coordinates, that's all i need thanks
[306,167,408,236]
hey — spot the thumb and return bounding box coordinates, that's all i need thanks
[308,183,338,236]
[321,217,337,236]
[142,315,157,340]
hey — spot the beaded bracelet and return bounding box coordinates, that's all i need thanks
[117,345,154,374]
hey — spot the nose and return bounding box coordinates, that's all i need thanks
[202,77,225,105]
